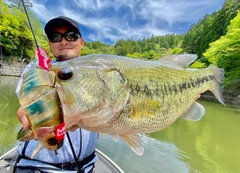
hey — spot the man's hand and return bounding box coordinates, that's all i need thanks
[17,105,29,130]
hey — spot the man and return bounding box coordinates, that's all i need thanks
[15,16,98,173]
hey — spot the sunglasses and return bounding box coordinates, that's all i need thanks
[48,31,81,43]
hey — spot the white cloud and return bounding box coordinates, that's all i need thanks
[26,0,224,44]
[30,1,53,22]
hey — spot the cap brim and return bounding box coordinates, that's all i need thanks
[44,18,80,36]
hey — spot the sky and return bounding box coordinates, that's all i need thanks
[27,0,225,45]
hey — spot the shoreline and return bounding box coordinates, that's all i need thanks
[201,90,239,107]
[0,62,25,77]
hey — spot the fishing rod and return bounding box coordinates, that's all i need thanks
[21,0,38,48]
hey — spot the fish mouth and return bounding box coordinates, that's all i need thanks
[39,132,64,150]
[36,125,64,150]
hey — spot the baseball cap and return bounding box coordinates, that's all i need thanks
[44,16,82,38]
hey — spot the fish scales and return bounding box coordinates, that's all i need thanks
[52,54,224,133]
[17,54,225,156]
[85,64,214,133]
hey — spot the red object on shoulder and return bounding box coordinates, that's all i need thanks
[37,47,50,70]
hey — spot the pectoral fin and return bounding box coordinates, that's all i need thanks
[120,134,144,156]
[180,102,205,121]
[130,100,161,119]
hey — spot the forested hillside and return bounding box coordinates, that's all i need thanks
[0,0,49,59]
[204,11,240,89]
[80,34,184,60]
[181,0,240,89]
[0,0,239,91]
[181,0,240,62]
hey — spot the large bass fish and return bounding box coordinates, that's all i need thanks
[17,54,225,156]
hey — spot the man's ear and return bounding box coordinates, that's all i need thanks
[80,38,84,47]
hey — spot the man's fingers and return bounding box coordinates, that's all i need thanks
[21,115,29,130]
[17,106,29,130]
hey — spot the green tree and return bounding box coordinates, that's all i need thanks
[0,0,47,59]
[181,0,240,60]
[204,10,240,89]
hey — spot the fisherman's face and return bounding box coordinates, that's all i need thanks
[49,26,84,61]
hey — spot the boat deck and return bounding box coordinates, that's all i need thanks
[0,146,124,173]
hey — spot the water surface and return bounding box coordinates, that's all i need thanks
[0,76,239,173]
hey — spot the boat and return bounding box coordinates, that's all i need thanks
[0,146,124,173]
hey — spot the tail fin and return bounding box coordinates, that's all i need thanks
[209,66,225,106]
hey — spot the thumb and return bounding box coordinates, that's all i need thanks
[21,115,29,130]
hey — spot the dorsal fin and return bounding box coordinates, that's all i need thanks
[158,54,198,67]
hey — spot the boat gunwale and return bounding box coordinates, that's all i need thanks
[0,146,124,173]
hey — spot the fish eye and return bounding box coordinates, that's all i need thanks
[47,137,58,146]
[58,67,73,80]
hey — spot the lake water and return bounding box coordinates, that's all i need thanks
[0,76,239,173]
